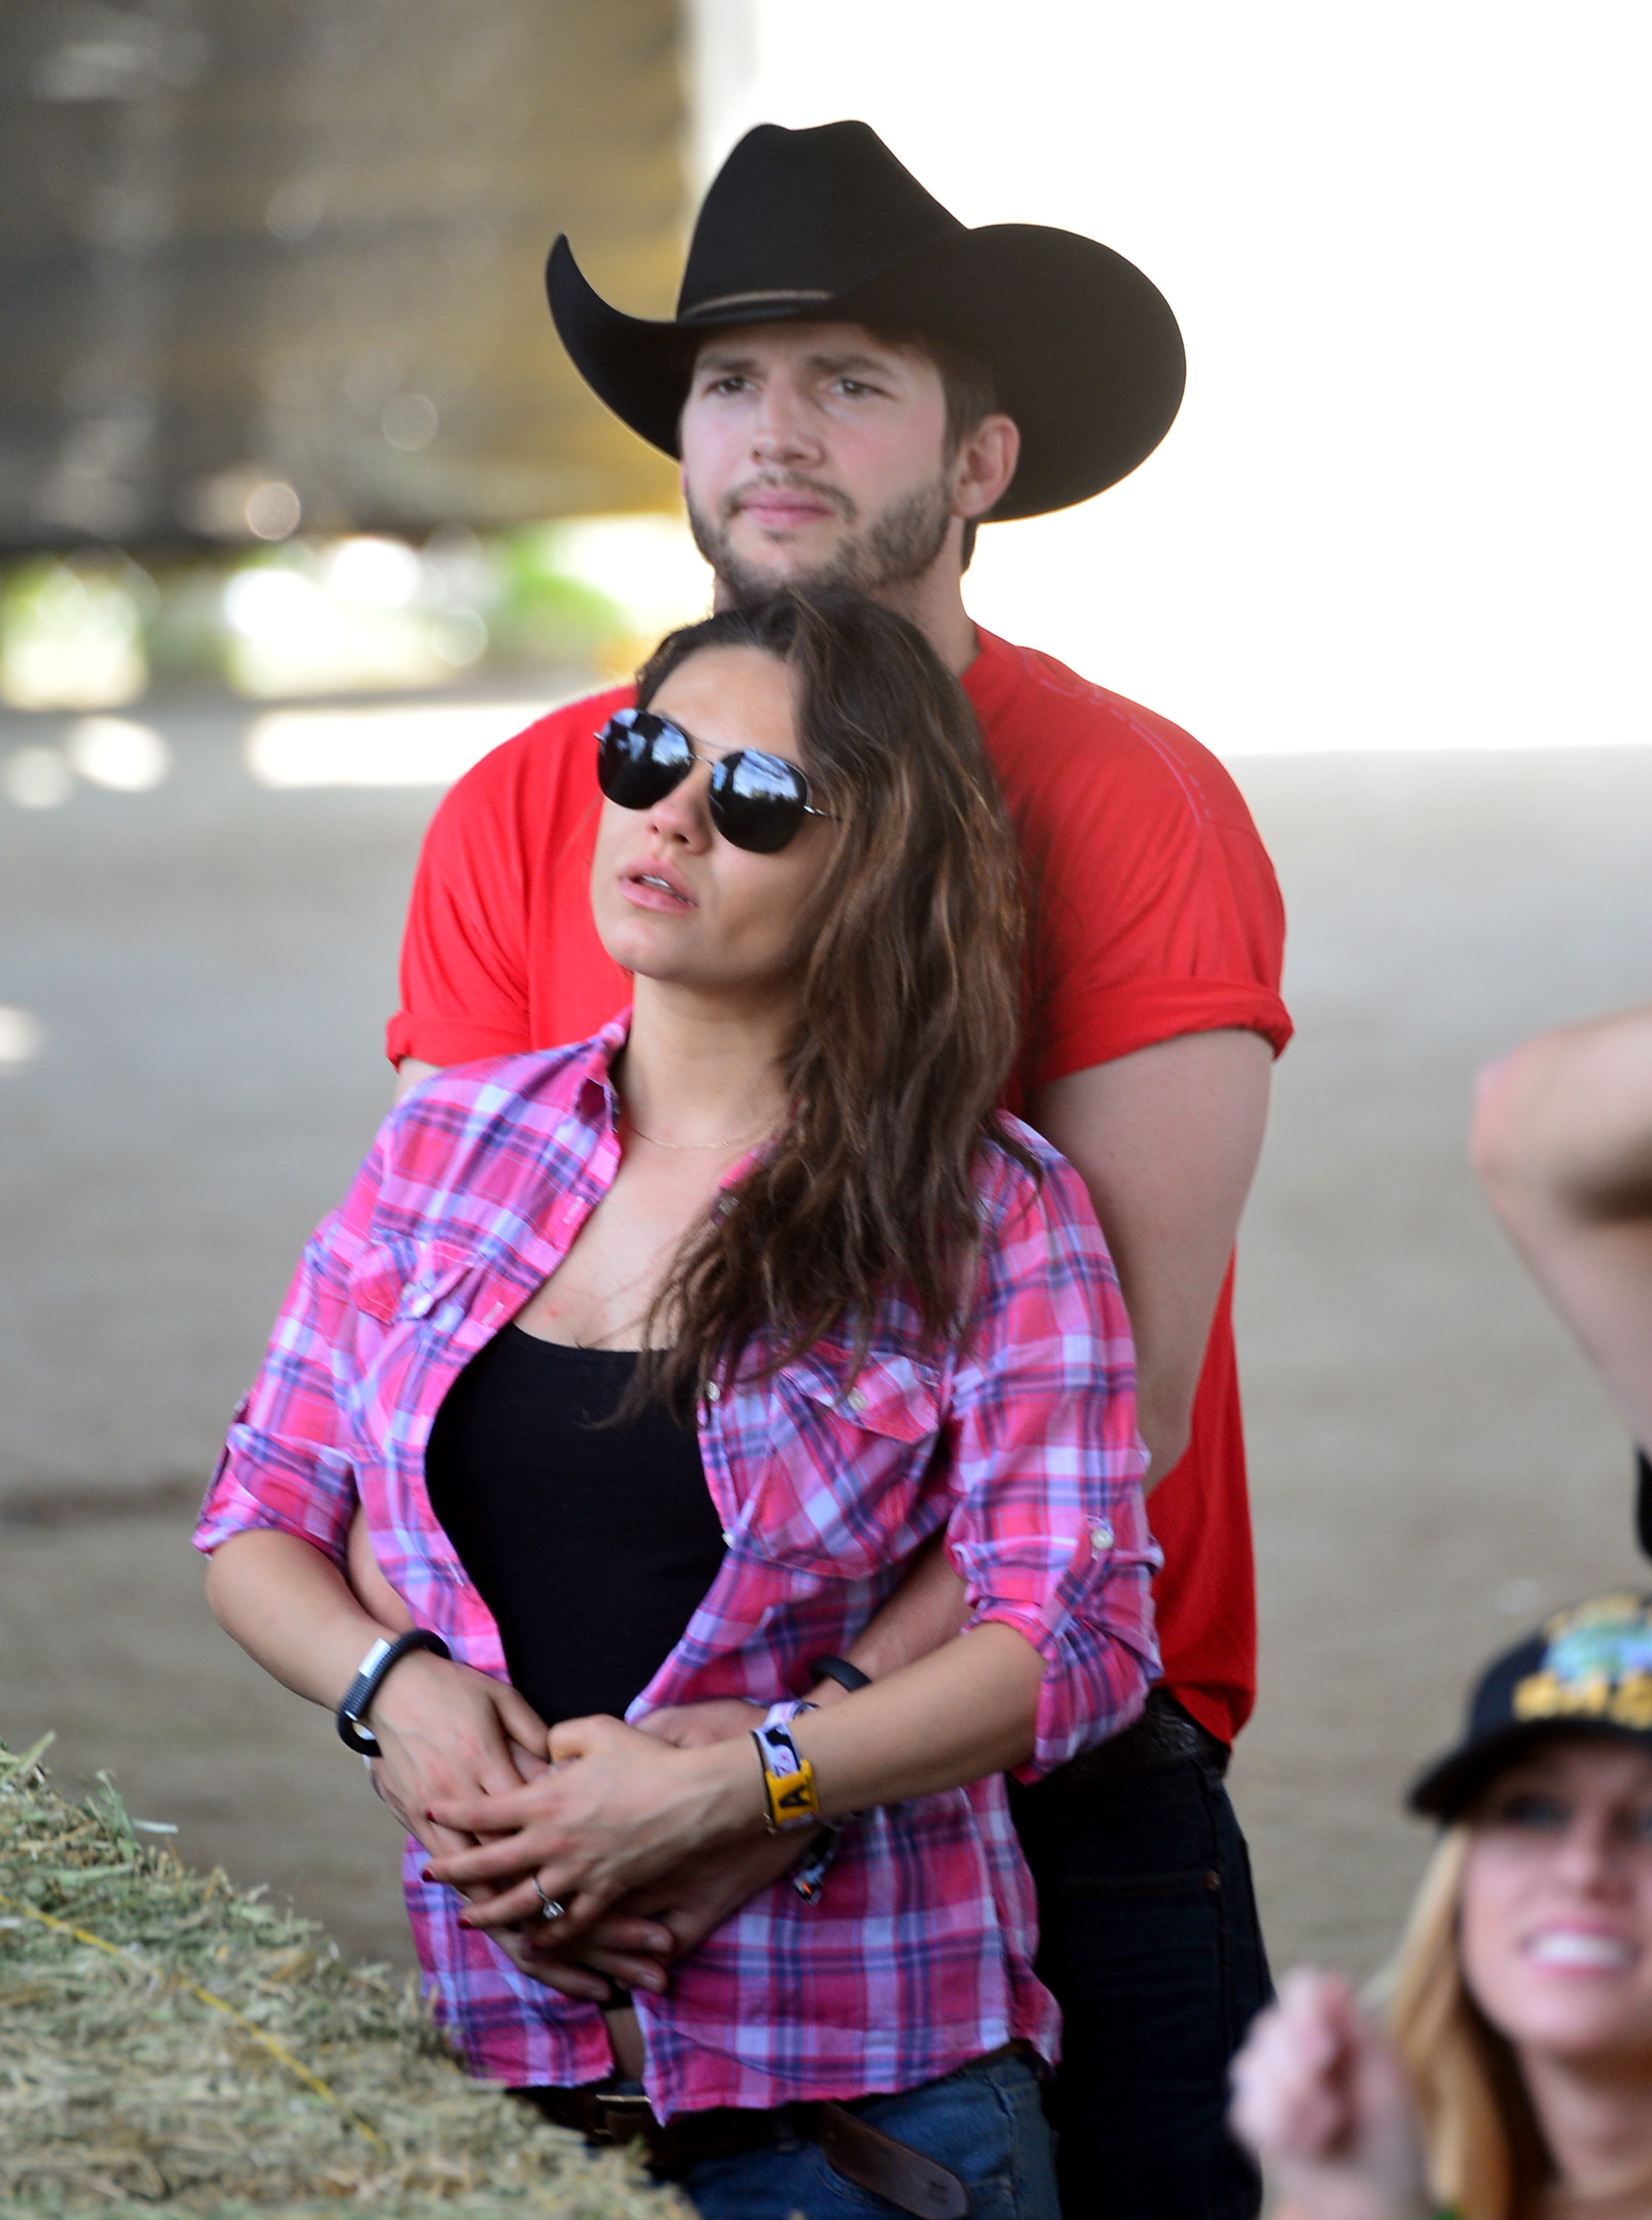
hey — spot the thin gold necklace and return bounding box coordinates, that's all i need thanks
[622,1109,775,1151]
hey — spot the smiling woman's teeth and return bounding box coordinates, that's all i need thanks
[1527,1931,1636,1968]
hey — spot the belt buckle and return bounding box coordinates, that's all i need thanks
[589,2091,657,2145]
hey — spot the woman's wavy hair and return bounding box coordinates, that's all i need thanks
[624,588,1034,1410]
[1380,1826,1551,2220]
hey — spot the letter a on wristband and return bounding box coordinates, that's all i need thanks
[753,1721,820,1832]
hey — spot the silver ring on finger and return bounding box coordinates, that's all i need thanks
[533,1878,567,1922]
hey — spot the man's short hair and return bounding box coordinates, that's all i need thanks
[869,328,1001,572]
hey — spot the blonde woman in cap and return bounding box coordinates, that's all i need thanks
[1229,1593,1652,2220]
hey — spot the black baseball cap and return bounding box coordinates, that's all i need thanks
[1409,1592,1652,1821]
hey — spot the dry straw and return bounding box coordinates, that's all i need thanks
[0,1736,688,2218]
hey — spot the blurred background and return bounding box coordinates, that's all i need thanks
[1,1,1649,1980]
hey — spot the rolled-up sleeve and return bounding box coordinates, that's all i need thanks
[193,1134,389,1568]
[944,1148,1161,1777]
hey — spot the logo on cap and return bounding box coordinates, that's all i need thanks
[1513,1592,1652,1732]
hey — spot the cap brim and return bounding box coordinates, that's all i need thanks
[1409,1717,1652,1821]
[546,224,1185,521]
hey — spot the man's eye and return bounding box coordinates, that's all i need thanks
[705,375,750,397]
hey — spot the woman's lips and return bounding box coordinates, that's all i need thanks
[620,865,695,912]
[1523,1926,1637,1971]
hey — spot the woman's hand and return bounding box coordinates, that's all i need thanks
[423,1712,760,1937]
[1228,1969,1431,2220]
[367,1649,552,1867]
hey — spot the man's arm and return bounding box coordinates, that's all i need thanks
[1471,1006,1652,1453]
[1028,1028,1273,1489]
[395,1056,440,1102]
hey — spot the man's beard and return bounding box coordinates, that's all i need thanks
[686,472,955,605]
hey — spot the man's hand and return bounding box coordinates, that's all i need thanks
[1227,1969,1429,2220]
[635,1697,766,1749]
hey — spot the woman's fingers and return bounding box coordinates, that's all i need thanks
[493,1682,552,1760]
[1229,1970,1355,2159]
[461,1877,601,1934]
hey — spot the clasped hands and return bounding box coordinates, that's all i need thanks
[368,1661,800,2004]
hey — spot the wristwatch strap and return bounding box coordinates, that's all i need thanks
[336,1628,450,1756]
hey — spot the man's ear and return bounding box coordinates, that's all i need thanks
[952,414,1020,521]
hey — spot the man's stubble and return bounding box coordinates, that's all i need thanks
[686,473,956,608]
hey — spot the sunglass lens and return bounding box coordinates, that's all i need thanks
[710,750,810,853]
[596,711,693,808]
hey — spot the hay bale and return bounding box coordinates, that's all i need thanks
[0,1738,690,2217]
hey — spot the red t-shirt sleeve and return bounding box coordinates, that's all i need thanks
[968,639,1290,1094]
[385,687,631,1069]
[1026,801,1290,1090]
[387,744,534,1068]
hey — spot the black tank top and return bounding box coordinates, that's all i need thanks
[424,1327,726,1728]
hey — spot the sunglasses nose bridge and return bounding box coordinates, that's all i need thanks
[642,750,717,842]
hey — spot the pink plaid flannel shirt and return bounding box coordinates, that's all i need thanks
[196,1018,1159,2118]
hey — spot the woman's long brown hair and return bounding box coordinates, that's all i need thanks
[626,589,1034,1410]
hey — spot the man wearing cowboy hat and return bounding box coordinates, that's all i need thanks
[385,122,1289,2218]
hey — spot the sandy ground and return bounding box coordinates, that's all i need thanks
[1,693,1648,1984]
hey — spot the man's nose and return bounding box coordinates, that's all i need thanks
[751,378,821,465]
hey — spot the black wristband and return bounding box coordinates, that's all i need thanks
[810,1655,871,1696]
[336,1629,451,1756]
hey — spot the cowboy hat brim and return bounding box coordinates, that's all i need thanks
[547,222,1185,522]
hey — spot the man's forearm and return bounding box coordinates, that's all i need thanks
[395,1056,440,1103]
[835,1530,969,1686]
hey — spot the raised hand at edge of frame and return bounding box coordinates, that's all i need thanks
[1227,1967,1432,2220]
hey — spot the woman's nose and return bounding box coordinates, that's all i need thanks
[646,763,714,845]
[1552,1808,1635,1891]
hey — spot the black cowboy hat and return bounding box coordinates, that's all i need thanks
[546,121,1186,523]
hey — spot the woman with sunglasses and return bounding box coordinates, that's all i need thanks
[1228,1594,1652,2220]
[198,590,1158,2220]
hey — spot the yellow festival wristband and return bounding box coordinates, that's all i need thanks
[752,1718,820,1833]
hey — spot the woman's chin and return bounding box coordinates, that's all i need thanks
[1499,1983,1652,2065]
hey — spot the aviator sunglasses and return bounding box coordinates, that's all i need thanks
[596,707,835,855]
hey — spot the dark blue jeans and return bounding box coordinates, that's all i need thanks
[1007,1747,1271,2220]
[680,2051,1059,2219]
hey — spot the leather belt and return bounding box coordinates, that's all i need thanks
[1042,1686,1229,1789]
[522,2077,975,2217]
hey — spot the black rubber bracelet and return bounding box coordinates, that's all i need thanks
[336,1629,451,1756]
[810,1655,871,1696]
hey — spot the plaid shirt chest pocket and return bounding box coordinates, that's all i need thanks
[746,1350,950,1578]
[343,1237,485,1399]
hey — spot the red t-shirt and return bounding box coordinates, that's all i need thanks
[388,628,1292,1743]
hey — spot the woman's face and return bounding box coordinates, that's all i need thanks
[1460,1735,1652,2067]
[590,645,834,1005]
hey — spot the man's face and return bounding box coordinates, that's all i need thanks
[679,322,959,603]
